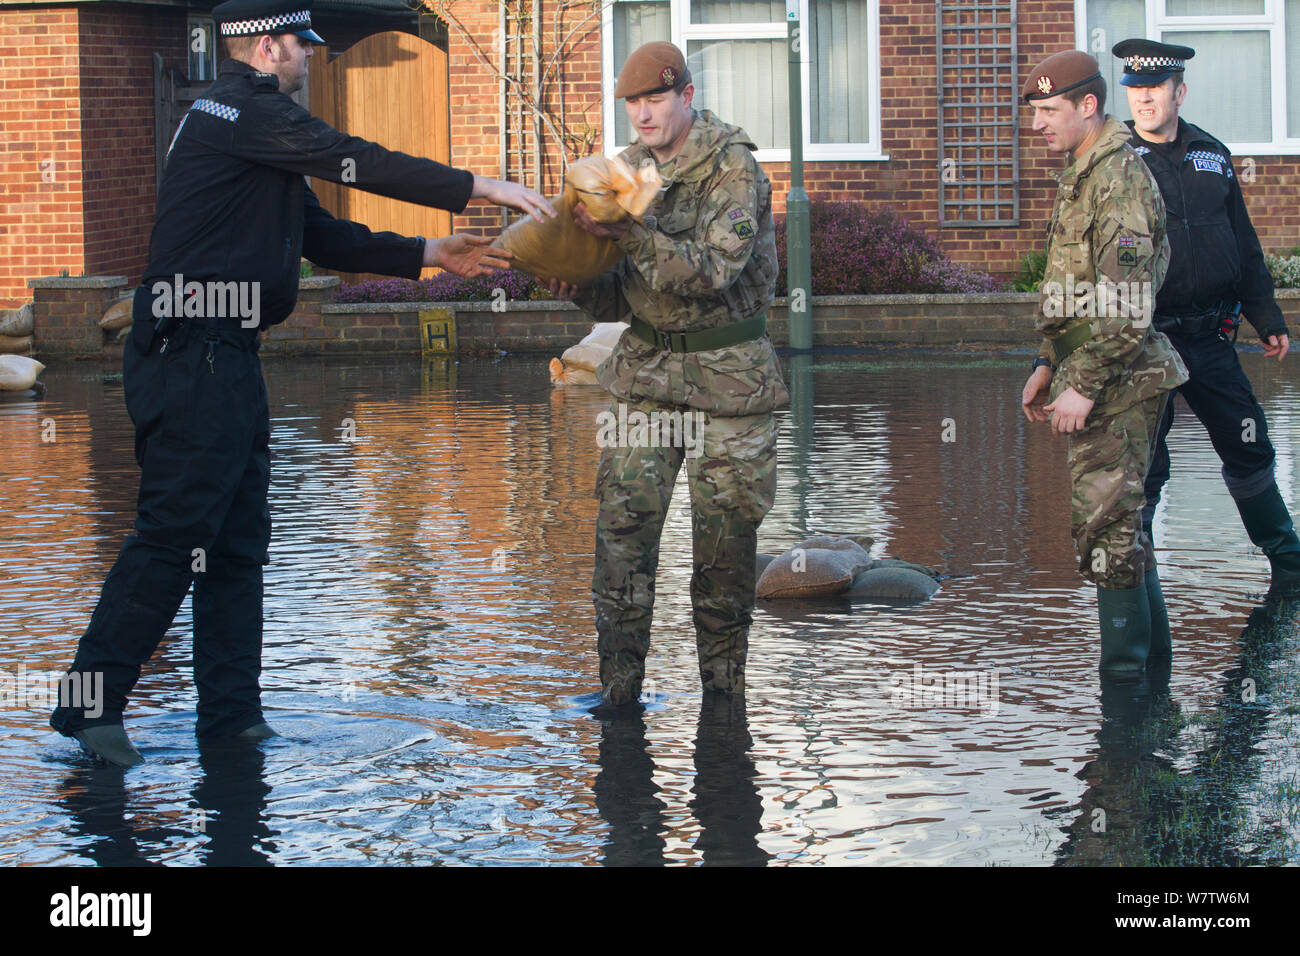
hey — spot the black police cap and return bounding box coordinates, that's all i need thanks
[1111,38,1195,87]
[213,0,324,44]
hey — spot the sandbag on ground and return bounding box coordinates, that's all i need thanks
[0,334,33,355]
[496,155,661,285]
[756,537,874,598]
[548,358,601,386]
[0,303,33,337]
[99,295,133,330]
[550,322,628,386]
[0,355,45,391]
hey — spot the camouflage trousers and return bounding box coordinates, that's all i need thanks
[592,398,777,704]
[1066,395,1167,589]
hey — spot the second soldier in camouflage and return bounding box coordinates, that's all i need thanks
[1019,51,1189,679]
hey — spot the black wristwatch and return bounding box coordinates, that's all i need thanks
[1032,357,1055,372]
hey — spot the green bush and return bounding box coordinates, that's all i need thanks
[1012,251,1046,292]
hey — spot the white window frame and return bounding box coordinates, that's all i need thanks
[1075,0,1300,154]
[188,15,218,83]
[602,0,887,162]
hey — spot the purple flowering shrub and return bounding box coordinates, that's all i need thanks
[335,268,544,304]
[776,203,1005,295]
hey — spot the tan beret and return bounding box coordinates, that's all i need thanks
[1022,50,1103,102]
[614,41,691,99]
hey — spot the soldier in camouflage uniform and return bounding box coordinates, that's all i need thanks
[547,42,787,705]
[1019,51,1189,679]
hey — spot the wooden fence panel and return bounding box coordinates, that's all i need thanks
[309,32,453,284]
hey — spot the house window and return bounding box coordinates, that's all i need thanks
[188,16,218,83]
[603,0,885,162]
[1080,0,1300,152]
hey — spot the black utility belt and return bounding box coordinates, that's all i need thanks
[1153,302,1241,336]
[629,314,766,353]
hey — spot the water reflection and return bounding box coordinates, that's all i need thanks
[0,352,1296,865]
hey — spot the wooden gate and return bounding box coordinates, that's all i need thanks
[309,32,453,282]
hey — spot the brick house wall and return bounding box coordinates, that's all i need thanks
[0,2,186,308]
[444,0,1300,279]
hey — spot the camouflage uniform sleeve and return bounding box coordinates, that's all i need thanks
[613,144,761,297]
[1055,166,1165,402]
[571,266,633,324]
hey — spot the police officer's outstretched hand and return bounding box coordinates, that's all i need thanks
[472,176,557,224]
[424,234,512,278]
[1262,333,1290,362]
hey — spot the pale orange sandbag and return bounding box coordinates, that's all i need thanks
[548,357,601,387]
[99,296,133,331]
[495,155,661,285]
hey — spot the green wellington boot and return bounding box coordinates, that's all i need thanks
[1144,568,1171,662]
[74,725,144,768]
[1234,483,1300,596]
[1097,585,1152,679]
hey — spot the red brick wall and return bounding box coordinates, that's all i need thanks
[0,4,187,308]
[78,4,188,291]
[444,0,1300,278]
[445,0,605,236]
[0,7,83,308]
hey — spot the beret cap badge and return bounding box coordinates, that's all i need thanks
[661,66,676,87]
[1038,75,1053,94]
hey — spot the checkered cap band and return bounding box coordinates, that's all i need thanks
[220,10,311,36]
[1127,55,1184,70]
[192,98,241,122]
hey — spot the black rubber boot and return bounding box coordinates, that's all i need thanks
[1234,483,1300,596]
[1145,568,1171,662]
[73,725,144,768]
[1097,585,1151,680]
[235,721,278,739]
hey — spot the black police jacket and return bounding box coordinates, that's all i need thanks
[144,58,475,329]
[1126,118,1286,338]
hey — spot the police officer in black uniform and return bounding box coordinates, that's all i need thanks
[1112,38,1300,607]
[50,0,554,767]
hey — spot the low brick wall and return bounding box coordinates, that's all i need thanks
[24,274,1300,359]
[28,276,129,356]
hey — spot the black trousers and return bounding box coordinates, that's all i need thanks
[52,304,271,738]
[1143,329,1276,516]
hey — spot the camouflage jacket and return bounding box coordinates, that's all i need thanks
[1038,115,1188,418]
[573,109,789,417]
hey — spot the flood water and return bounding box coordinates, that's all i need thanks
[1,350,1297,866]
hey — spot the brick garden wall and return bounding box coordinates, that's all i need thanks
[31,275,1300,359]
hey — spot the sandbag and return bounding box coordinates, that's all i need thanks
[0,334,33,355]
[560,321,628,372]
[0,303,33,337]
[495,155,661,285]
[548,357,601,386]
[844,566,940,603]
[0,355,45,391]
[100,296,133,330]
[756,536,874,599]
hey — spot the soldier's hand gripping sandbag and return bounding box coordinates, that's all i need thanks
[494,155,661,284]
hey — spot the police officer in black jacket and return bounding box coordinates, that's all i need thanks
[50,0,554,767]
[1112,39,1300,608]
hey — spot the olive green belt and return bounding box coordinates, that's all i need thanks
[1050,321,1092,364]
[629,314,767,353]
